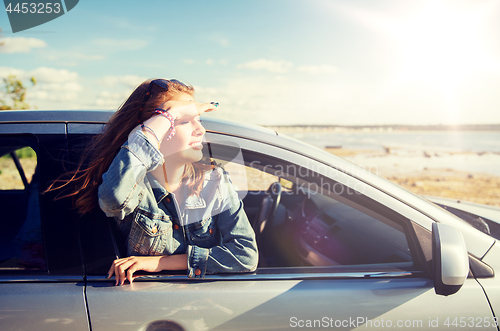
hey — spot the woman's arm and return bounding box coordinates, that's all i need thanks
[107,254,188,285]
[97,129,164,220]
[187,171,258,278]
[187,200,259,278]
[108,199,257,284]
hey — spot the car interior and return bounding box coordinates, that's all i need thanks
[228,149,414,270]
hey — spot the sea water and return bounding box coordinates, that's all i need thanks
[281,130,500,176]
[284,130,500,153]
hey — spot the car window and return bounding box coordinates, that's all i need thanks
[0,138,46,271]
[217,159,279,192]
[0,147,37,189]
[214,146,414,269]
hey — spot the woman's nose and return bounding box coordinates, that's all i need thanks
[194,120,206,136]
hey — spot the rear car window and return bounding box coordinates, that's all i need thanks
[0,137,46,270]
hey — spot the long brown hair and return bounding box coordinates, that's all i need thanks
[47,79,210,214]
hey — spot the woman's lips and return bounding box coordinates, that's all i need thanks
[189,141,203,150]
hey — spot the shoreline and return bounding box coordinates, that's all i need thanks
[268,124,500,133]
[326,148,500,207]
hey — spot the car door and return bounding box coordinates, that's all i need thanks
[83,131,496,331]
[0,129,88,331]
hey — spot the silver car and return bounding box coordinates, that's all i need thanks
[1,110,499,331]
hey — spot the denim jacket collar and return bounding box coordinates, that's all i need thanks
[184,194,206,209]
[147,173,169,204]
[146,173,206,210]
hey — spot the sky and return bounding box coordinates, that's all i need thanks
[1,0,500,126]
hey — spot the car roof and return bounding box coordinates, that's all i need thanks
[0,109,317,160]
[0,109,115,124]
[0,109,365,178]
[0,109,277,138]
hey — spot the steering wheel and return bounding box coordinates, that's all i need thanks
[253,182,282,239]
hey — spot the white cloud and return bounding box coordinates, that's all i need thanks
[47,53,104,61]
[0,66,25,77]
[42,51,105,67]
[192,77,341,125]
[99,75,147,88]
[237,59,293,73]
[30,68,82,103]
[193,85,218,96]
[91,39,149,51]
[183,59,227,66]
[207,34,230,47]
[0,37,47,53]
[0,66,79,85]
[0,66,83,108]
[236,59,338,75]
[297,65,339,74]
[93,75,148,109]
[94,90,131,109]
[74,53,105,60]
[105,16,157,33]
[30,67,79,83]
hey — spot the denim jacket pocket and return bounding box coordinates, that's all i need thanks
[128,210,172,256]
[188,216,218,248]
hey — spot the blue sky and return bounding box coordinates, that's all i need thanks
[1,0,500,125]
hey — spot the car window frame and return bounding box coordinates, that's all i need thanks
[213,144,427,272]
[0,127,86,280]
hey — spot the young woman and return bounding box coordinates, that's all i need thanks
[55,79,258,285]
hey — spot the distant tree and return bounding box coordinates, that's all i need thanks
[0,28,38,110]
[0,75,37,110]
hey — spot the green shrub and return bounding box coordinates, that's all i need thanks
[1,147,36,159]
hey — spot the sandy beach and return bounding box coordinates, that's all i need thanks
[0,157,37,190]
[326,148,500,207]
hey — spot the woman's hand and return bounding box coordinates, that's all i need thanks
[142,101,217,143]
[107,254,188,285]
[160,100,218,120]
[107,256,162,286]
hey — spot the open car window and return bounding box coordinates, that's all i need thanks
[0,137,45,271]
[81,141,422,276]
[211,144,417,271]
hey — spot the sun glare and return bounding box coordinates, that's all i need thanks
[332,0,500,123]
[388,1,499,97]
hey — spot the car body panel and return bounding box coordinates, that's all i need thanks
[0,281,88,331]
[475,242,500,324]
[85,276,494,331]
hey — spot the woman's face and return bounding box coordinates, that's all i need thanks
[160,93,206,165]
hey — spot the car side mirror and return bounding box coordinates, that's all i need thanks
[432,223,469,296]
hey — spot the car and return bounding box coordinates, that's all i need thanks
[1,109,499,331]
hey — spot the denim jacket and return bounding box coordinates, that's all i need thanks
[98,130,258,278]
